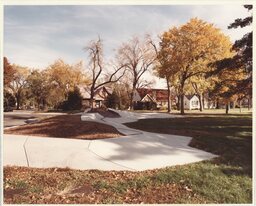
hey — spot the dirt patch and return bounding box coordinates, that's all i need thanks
[70,184,94,194]
[5,188,26,199]
[4,114,123,140]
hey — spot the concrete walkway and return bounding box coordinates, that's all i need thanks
[3,110,217,171]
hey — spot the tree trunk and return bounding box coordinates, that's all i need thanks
[16,94,20,110]
[129,91,134,110]
[198,93,203,112]
[191,82,203,111]
[90,91,94,109]
[90,97,94,109]
[202,95,205,109]
[180,80,185,115]
[37,99,41,111]
[177,95,180,111]
[170,93,173,112]
[239,100,242,113]
[225,102,229,114]
[130,83,136,110]
[216,98,220,109]
[16,100,20,110]
[90,86,95,110]
[166,77,171,113]
[180,94,185,115]
[248,98,250,110]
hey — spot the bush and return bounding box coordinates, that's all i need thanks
[4,90,16,111]
[60,87,83,111]
[105,90,120,109]
[134,101,157,110]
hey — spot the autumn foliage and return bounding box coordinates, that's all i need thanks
[209,5,252,108]
[156,18,233,114]
[4,10,252,113]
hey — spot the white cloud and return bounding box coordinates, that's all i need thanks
[190,5,252,42]
[4,5,252,89]
[5,42,84,69]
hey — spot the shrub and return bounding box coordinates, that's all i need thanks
[134,101,157,110]
[61,87,83,111]
[105,90,120,109]
[4,90,16,111]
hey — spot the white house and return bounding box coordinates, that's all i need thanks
[184,94,200,110]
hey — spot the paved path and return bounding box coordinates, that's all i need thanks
[3,110,217,171]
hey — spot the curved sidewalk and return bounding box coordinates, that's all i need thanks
[3,110,218,171]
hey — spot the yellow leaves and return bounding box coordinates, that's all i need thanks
[157,18,234,92]
[12,64,30,79]
[161,18,233,73]
[46,59,89,89]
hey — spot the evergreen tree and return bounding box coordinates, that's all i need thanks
[105,90,120,109]
[209,5,252,98]
[62,87,83,111]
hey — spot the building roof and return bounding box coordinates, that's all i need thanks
[78,85,112,101]
[78,86,91,99]
[137,88,175,102]
[185,94,198,100]
[141,93,156,102]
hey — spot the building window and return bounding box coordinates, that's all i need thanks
[95,101,100,108]
[192,100,199,107]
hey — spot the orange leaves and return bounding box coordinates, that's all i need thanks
[4,57,16,86]
[156,18,234,113]
[157,17,234,87]
[159,18,233,78]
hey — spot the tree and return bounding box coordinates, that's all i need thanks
[45,59,88,108]
[209,5,252,105]
[4,57,16,87]
[8,65,30,109]
[208,67,247,114]
[117,36,156,109]
[113,77,132,110]
[188,74,216,111]
[4,57,17,111]
[105,89,120,109]
[84,37,127,109]
[160,18,233,114]
[26,70,49,110]
[61,87,83,111]
[151,34,179,113]
[4,90,16,111]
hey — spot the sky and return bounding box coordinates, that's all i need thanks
[4,5,252,88]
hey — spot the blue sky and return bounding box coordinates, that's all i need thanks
[4,5,252,88]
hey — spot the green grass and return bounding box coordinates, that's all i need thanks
[125,113,252,203]
[88,162,251,203]
[152,162,252,203]
[13,180,28,189]
[4,112,252,204]
[132,108,252,114]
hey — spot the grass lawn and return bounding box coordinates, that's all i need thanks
[125,112,252,203]
[132,108,252,114]
[3,111,252,204]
